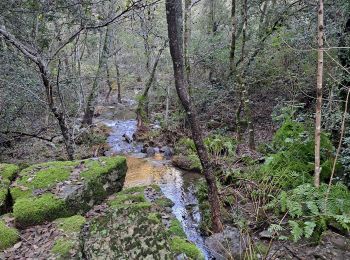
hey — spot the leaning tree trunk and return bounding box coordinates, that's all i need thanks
[314,0,324,188]
[165,0,223,233]
[0,28,75,160]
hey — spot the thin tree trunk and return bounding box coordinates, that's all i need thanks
[184,0,192,94]
[165,0,223,233]
[105,61,113,102]
[314,0,324,188]
[136,42,166,128]
[229,0,237,76]
[115,61,122,103]
[82,27,110,126]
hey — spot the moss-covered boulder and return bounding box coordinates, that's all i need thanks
[49,215,86,259]
[0,164,19,214]
[0,220,19,251]
[82,186,204,259]
[10,156,127,228]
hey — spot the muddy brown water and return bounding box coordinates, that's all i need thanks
[100,104,212,259]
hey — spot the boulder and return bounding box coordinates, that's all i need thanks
[172,155,202,172]
[82,186,204,259]
[146,147,156,157]
[0,164,19,214]
[205,227,247,260]
[10,156,127,228]
[160,146,174,160]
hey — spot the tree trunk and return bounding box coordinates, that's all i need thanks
[82,27,110,126]
[314,0,324,188]
[115,60,122,103]
[105,61,113,102]
[136,42,166,128]
[229,0,237,76]
[184,0,192,94]
[165,0,223,233]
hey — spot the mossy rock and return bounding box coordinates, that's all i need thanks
[172,155,202,172]
[50,215,86,259]
[82,186,202,259]
[11,156,127,228]
[0,221,19,251]
[0,163,19,214]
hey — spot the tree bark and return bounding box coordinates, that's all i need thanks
[165,0,223,233]
[184,0,192,94]
[229,0,237,76]
[314,0,324,188]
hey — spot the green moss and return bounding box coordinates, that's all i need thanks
[81,156,126,181]
[155,197,174,207]
[168,219,186,238]
[147,212,161,224]
[170,236,204,259]
[9,186,31,201]
[0,221,19,251]
[13,194,69,227]
[55,215,86,234]
[0,163,19,181]
[109,193,146,206]
[51,238,75,257]
[119,186,146,195]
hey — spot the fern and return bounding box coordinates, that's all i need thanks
[304,221,316,238]
[288,221,303,242]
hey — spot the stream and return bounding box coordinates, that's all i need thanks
[100,104,211,259]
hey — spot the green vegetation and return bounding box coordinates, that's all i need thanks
[13,194,69,227]
[80,156,126,181]
[170,236,204,260]
[0,221,19,251]
[55,215,86,234]
[268,183,350,241]
[51,238,75,258]
[168,219,186,238]
[0,163,19,212]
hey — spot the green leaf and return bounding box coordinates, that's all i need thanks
[289,220,303,242]
[304,221,316,238]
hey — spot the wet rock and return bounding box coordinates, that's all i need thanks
[161,146,174,160]
[205,227,247,260]
[172,155,202,172]
[122,133,133,143]
[146,147,156,157]
[10,157,127,228]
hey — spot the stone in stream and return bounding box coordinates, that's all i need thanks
[160,146,174,160]
[146,147,156,157]
[122,133,133,143]
[9,156,127,228]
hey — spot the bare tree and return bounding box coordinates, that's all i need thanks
[314,0,324,188]
[165,0,223,233]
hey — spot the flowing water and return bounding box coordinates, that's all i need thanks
[101,104,211,259]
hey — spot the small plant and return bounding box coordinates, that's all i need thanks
[268,182,350,241]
